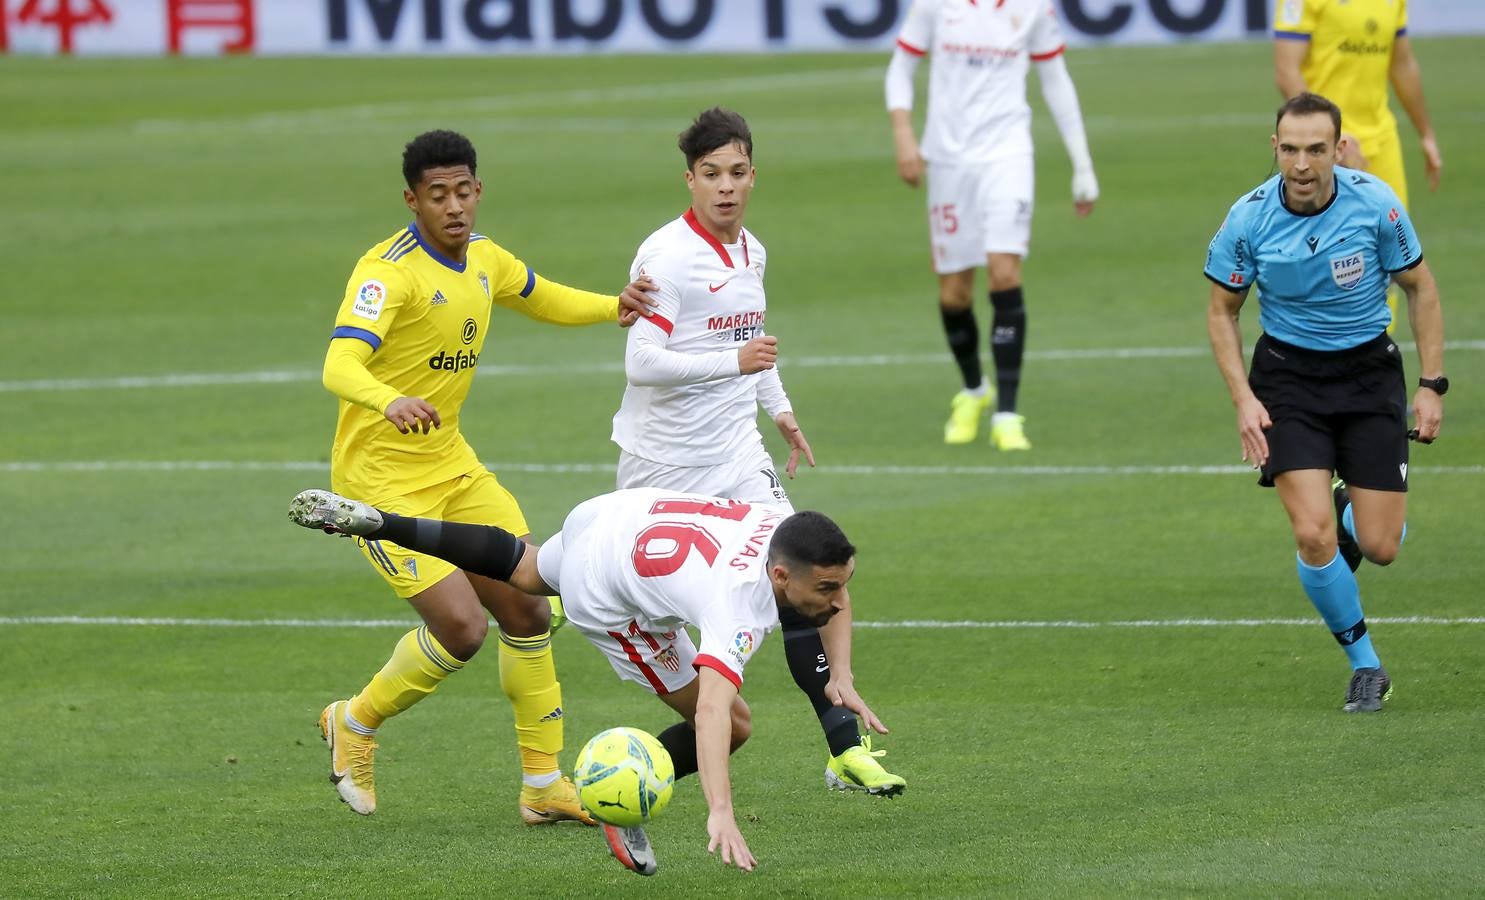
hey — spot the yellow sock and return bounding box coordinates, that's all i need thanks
[498,630,563,775]
[349,626,464,729]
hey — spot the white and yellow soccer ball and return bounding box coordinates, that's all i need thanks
[574,727,675,827]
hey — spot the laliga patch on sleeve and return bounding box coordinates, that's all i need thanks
[352,280,387,321]
[725,629,757,669]
[1279,0,1303,26]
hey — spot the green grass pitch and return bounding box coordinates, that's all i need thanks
[2,39,1483,897]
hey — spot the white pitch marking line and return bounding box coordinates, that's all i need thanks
[2,460,1482,476]
[4,341,1482,394]
[2,615,1481,629]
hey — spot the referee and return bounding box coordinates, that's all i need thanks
[1204,93,1446,713]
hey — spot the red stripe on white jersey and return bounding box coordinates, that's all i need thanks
[693,654,742,689]
[1030,45,1065,62]
[610,630,669,694]
[683,208,734,268]
[896,38,926,57]
[645,313,675,336]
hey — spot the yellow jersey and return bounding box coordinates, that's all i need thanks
[1274,0,1408,139]
[325,223,617,502]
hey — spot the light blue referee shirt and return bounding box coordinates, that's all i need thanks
[1205,166,1423,351]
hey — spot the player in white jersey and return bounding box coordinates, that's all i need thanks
[886,0,1099,449]
[288,486,881,876]
[612,107,905,797]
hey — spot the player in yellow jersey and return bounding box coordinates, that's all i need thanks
[1273,0,1441,328]
[315,129,655,822]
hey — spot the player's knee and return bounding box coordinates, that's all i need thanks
[1292,522,1336,562]
[491,592,552,637]
[987,259,1021,292]
[1363,539,1400,567]
[938,289,972,311]
[437,617,488,661]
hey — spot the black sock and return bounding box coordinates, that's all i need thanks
[370,512,526,582]
[940,305,983,391]
[658,720,699,780]
[778,605,861,757]
[989,287,1026,413]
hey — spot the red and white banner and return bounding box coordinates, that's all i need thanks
[3,1,1482,56]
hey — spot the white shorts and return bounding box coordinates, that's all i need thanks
[926,156,1035,273]
[616,445,792,511]
[536,497,700,695]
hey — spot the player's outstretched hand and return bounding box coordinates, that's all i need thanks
[1235,395,1272,468]
[737,335,778,375]
[773,412,815,479]
[826,678,889,735]
[385,396,441,435]
[617,275,659,327]
[706,811,757,872]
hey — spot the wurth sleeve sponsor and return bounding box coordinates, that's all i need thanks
[1376,196,1423,274]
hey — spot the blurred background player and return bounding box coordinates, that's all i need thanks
[887,0,1098,450]
[289,486,886,876]
[1204,94,1445,713]
[611,107,905,797]
[1273,0,1442,329]
[316,129,655,820]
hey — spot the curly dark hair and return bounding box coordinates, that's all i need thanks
[768,511,856,571]
[402,130,477,188]
[677,107,753,170]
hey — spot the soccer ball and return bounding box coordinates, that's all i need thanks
[574,727,674,827]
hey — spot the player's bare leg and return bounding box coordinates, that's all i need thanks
[1277,470,1390,712]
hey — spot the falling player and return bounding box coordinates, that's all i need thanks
[610,107,905,797]
[290,486,878,875]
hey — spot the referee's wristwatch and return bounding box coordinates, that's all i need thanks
[1418,376,1449,396]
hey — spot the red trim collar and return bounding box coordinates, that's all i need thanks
[683,208,748,268]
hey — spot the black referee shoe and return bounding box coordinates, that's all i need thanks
[1342,666,1392,713]
[1332,479,1363,572]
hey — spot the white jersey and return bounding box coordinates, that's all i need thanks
[894,0,1067,164]
[541,488,788,689]
[611,210,791,467]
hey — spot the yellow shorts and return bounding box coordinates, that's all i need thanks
[1356,127,1408,209]
[352,466,530,599]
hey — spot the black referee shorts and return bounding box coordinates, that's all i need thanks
[1248,331,1409,491]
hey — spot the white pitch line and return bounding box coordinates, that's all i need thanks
[132,66,886,135]
[2,615,1481,629]
[3,460,1483,477]
[5,341,1483,394]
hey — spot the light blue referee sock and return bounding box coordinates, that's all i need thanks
[1297,550,1380,670]
[1340,503,1407,547]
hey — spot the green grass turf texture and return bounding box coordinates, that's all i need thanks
[3,39,1483,897]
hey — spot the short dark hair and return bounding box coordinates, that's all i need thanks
[677,107,753,170]
[769,511,856,571]
[402,129,477,188]
[1275,92,1342,142]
